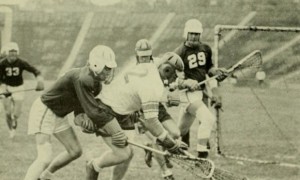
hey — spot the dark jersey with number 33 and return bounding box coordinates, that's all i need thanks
[0,58,41,86]
[174,42,213,82]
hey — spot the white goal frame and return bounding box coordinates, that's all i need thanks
[213,25,300,168]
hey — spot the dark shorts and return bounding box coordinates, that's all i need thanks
[95,99,136,137]
[158,103,172,123]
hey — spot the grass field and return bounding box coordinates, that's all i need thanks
[0,81,299,180]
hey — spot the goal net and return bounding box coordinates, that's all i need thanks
[213,25,300,168]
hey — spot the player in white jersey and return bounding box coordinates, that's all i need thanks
[130,39,180,180]
[80,47,186,180]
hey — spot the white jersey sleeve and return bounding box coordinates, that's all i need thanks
[133,64,164,120]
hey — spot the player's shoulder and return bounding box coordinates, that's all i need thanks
[174,43,186,55]
[16,57,30,64]
[199,42,212,51]
[77,66,95,86]
[0,57,8,64]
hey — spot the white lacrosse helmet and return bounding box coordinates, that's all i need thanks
[88,45,117,74]
[183,19,203,39]
[3,42,19,55]
[135,39,152,57]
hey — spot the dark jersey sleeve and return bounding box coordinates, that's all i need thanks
[74,73,114,128]
[20,59,41,77]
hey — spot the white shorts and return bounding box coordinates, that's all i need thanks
[179,90,203,112]
[28,97,71,135]
[0,84,25,101]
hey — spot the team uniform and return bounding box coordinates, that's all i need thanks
[97,63,167,130]
[28,66,113,135]
[174,42,216,154]
[0,57,41,100]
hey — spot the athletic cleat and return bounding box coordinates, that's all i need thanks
[165,156,173,168]
[86,160,99,180]
[163,175,175,180]
[207,141,211,150]
[198,151,209,159]
[144,148,153,168]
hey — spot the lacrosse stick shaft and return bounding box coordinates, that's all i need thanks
[127,140,167,156]
[11,88,36,94]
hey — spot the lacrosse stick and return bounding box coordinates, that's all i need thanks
[7,88,37,94]
[127,140,215,179]
[198,50,263,87]
[211,167,249,180]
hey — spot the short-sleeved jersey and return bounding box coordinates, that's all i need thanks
[41,66,114,128]
[174,42,213,82]
[0,58,41,86]
[97,63,164,120]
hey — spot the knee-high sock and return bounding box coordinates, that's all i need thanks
[195,107,215,152]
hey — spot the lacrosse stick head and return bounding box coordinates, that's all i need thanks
[229,50,263,73]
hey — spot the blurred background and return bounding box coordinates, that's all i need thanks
[1,0,299,82]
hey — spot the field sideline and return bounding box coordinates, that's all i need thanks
[0,81,299,180]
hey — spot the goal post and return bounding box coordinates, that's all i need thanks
[0,6,13,47]
[212,25,300,168]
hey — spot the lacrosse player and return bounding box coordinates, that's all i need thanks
[0,42,44,139]
[78,49,187,180]
[173,19,227,158]
[24,45,120,180]
[131,39,180,180]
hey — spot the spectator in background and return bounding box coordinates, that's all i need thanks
[0,42,44,139]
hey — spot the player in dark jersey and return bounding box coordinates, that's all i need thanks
[0,42,44,139]
[173,19,227,158]
[24,45,126,180]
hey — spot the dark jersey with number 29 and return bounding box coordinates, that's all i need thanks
[0,58,41,86]
[174,42,213,83]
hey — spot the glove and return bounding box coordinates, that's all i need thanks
[166,92,180,107]
[101,119,128,148]
[182,79,199,91]
[209,67,229,82]
[157,134,188,155]
[74,113,97,133]
[36,81,44,91]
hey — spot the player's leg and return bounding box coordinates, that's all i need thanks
[110,130,136,180]
[24,133,53,180]
[187,100,216,158]
[39,127,82,180]
[143,119,179,179]
[86,136,133,180]
[2,97,14,136]
[25,98,55,180]
[6,86,24,138]
[178,107,195,147]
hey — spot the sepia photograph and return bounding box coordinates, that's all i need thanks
[0,0,299,179]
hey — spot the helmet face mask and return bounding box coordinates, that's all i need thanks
[135,39,153,64]
[158,52,184,86]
